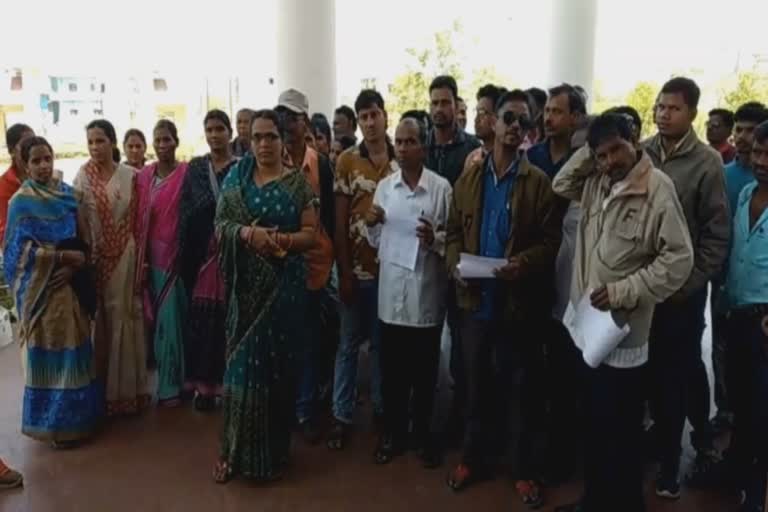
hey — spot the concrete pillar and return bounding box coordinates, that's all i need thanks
[276,0,337,118]
[548,0,598,108]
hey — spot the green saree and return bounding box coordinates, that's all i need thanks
[215,155,314,480]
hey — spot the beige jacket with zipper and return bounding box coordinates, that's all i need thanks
[553,147,694,367]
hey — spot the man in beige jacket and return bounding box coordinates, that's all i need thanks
[552,113,693,512]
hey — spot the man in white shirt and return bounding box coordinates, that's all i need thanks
[365,117,452,467]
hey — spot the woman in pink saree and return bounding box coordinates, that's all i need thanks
[135,120,189,405]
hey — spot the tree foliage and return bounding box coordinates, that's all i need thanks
[387,21,505,123]
[721,71,768,111]
[625,81,659,138]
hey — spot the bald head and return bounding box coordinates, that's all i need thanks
[395,117,426,173]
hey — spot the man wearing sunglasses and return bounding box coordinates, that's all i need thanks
[445,89,561,509]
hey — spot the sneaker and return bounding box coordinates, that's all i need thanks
[656,471,681,500]
[686,450,726,488]
[515,480,544,509]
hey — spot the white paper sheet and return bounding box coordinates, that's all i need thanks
[457,253,508,279]
[378,213,420,271]
[563,291,631,368]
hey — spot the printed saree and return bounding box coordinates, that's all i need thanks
[178,155,237,397]
[216,155,313,479]
[75,161,150,416]
[3,178,101,441]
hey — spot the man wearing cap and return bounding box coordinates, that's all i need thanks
[275,89,336,444]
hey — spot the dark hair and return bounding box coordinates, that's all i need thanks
[123,128,146,146]
[237,108,255,118]
[548,83,587,115]
[429,75,459,100]
[250,109,287,140]
[476,84,505,111]
[660,77,701,110]
[495,89,534,117]
[734,103,768,125]
[457,96,465,105]
[86,119,120,162]
[334,105,357,130]
[754,120,768,145]
[397,116,428,146]
[20,136,53,164]
[203,109,233,134]
[708,108,735,129]
[311,115,332,142]
[5,123,33,155]
[154,119,179,144]
[525,87,548,112]
[401,109,432,131]
[606,105,642,135]
[586,113,634,151]
[337,135,356,152]
[354,89,385,114]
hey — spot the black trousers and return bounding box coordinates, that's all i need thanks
[581,361,647,512]
[727,308,768,511]
[460,312,545,479]
[380,322,441,448]
[649,288,711,473]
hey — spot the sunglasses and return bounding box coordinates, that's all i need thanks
[502,111,533,130]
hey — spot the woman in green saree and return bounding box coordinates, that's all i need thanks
[213,109,318,483]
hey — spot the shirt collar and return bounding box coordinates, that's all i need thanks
[485,153,520,180]
[660,128,693,161]
[394,164,429,192]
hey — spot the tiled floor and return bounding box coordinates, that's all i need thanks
[0,339,739,511]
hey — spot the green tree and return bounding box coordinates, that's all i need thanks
[721,71,768,111]
[625,81,659,138]
[387,21,504,123]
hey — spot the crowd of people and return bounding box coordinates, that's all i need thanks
[0,74,767,512]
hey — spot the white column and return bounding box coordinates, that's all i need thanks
[548,0,598,108]
[276,0,337,118]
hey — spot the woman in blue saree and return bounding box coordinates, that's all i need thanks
[3,137,101,447]
[213,110,318,483]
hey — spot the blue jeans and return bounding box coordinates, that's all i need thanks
[332,279,382,424]
[296,289,326,423]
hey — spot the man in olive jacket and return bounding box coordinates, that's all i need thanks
[641,77,731,499]
[444,90,561,507]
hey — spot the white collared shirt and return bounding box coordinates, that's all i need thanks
[366,166,453,327]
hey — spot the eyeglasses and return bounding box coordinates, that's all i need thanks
[252,132,280,144]
[502,111,533,130]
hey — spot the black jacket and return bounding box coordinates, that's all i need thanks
[425,127,481,186]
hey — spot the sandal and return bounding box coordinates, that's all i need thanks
[213,460,232,484]
[515,480,544,509]
[446,463,474,492]
[0,465,23,489]
[373,435,401,465]
[194,393,216,412]
[158,397,182,408]
[327,421,348,451]
[51,440,80,450]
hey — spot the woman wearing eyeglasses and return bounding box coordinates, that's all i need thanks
[213,109,318,484]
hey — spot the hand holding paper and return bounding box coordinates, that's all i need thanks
[457,253,508,279]
[563,290,631,368]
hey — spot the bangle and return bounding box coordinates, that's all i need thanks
[56,252,63,265]
[287,234,293,251]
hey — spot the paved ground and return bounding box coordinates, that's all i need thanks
[0,336,740,512]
